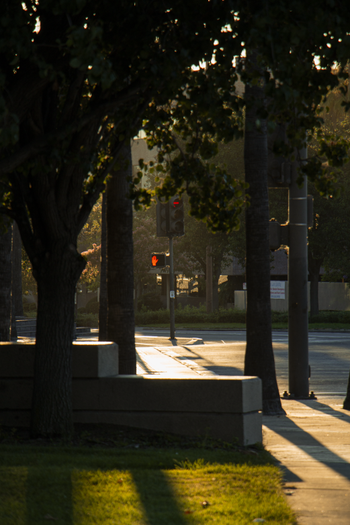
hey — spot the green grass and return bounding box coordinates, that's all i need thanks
[0,439,296,525]
[55,307,350,331]
[137,321,350,331]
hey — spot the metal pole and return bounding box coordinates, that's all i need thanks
[206,246,213,313]
[169,236,176,340]
[288,147,309,397]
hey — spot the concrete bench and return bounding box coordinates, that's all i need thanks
[0,342,262,446]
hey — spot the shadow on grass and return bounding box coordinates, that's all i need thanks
[132,469,188,525]
[25,467,73,524]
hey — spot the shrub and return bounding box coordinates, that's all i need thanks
[135,305,248,325]
[309,310,350,324]
[23,301,37,316]
[137,291,164,312]
[79,296,99,315]
[76,312,98,328]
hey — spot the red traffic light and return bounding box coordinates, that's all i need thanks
[168,196,184,236]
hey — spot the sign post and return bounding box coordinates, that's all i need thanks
[169,237,175,340]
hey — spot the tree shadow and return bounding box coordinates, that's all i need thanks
[298,398,350,424]
[181,347,244,376]
[25,466,73,524]
[131,469,189,525]
[263,411,350,482]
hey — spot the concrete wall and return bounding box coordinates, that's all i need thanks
[235,282,350,312]
[0,342,262,446]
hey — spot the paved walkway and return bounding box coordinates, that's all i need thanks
[264,397,350,525]
[135,337,350,525]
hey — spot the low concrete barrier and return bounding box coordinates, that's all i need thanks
[0,342,262,446]
[0,341,119,378]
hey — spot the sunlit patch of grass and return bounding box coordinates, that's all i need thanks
[165,465,296,524]
[0,446,297,525]
[72,470,144,524]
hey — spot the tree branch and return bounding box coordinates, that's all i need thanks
[0,80,150,176]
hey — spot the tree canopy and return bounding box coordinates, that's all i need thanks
[2,0,350,433]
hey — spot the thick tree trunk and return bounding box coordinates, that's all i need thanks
[30,243,85,437]
[0,221,12,341]
[99,192,107,341]
[344,375,350,410]
[12,222,24,317]
[244,52,285,415]
[106,143,136,374]
[11,222,24,339]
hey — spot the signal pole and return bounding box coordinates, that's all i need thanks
[169,236,175,340]
[288,147,309,398]
[156,196,185,341]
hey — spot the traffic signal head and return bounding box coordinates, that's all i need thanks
[168,196,184,237]
[156,202,168,237]
[150,253,167,268]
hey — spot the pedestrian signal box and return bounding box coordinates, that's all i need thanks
[150,253,167,268]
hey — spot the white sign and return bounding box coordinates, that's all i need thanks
[170,290,175,299]
[243,281,285,299]
[270,281,285,299]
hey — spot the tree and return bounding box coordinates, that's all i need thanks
[136,1,350,414]
[0,221,12,341]
[306,89,350,315]
[2,1,350,434]
[175,210,234,310]
[243,51,284,415]
[0,1,235,437]
[99,193,107,340]
[106,144,136,373]
[12,222,24,318]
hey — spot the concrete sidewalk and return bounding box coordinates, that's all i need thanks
[263,397,350,525]
[135,342,350,525]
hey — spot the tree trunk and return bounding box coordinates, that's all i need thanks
[0,221,12,341]
[12,222,24,317]
[344,374,350,410]
[11,222,24,339]
[106,143,136,374]
[30,242,85,437]
[244,52,285,415]
[99,192,108,341]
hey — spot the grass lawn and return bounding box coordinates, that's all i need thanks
[137,321,350,331]
[0,425,297,525]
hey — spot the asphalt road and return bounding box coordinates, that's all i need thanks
[135,328,350,397]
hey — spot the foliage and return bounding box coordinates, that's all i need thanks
[80,243,101,291]
[78,296,99,315]
[132,2,350,221]
[76,312,98,328]
[21,248,37,297]
[78,197,103,252]
[3,0,350,435]
[135,306,350,328]
[137,291,163,312]
[135,305,248,326]
[307,84,350,284]
[2,2,350,275]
